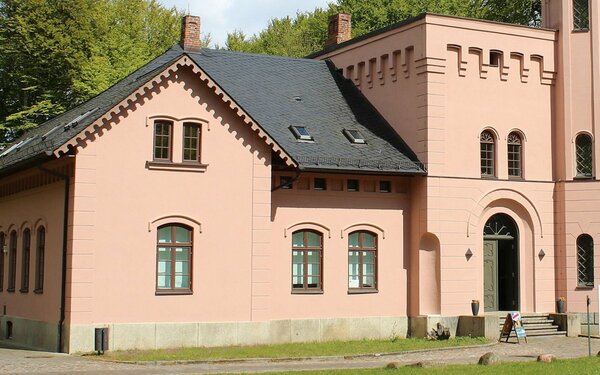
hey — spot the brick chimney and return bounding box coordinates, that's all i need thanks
[325,13,352,47]
[180,15,201,51]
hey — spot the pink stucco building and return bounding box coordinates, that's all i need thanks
[0,0,598,352]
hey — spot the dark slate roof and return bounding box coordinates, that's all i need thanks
[0,44,424,175]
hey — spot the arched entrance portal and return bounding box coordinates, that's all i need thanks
[483,213,519,312]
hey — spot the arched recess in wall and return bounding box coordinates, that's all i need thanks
[473,196,538,312]
[466,188,542,239]
[419,232,441,315]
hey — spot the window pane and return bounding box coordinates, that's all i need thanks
[363,276,374,288]
[292,232,304,247]
[307,251,320,268]
[362,233,375,248]
[307,232,321,247]
[157,275,171,288]
[349,275,360,288]
[175,227,191,243]
[158,227,171,243]
[307,275,320,287]
[348,233,359,248]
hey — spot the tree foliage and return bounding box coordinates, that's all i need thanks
[0,0,182,144]
[226,0,541,57]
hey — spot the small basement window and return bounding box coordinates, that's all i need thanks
[347,179,360,192]
[343,129,366,144]
[489,51,502,67]
[379,181,391,193]
[290,126,313,141]
[280,176,293,189]
[314,178,327,190]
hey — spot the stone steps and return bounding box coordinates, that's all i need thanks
[497,313,566,338]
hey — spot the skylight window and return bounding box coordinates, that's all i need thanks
[343,129,366,144]
[290,126,313,141]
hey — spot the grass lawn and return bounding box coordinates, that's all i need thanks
[238,357,600,374]
[102,337,488,362]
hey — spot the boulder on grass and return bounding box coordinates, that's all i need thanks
[386,362,401,369]
[478,352,500,365]
[537,354,556,363]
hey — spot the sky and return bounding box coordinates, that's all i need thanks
[158,0,333,47]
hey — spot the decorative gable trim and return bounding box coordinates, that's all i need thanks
[54,55,297,168]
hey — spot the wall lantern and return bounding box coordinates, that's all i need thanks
[538,249,545,261]
[2,244,7,254]
[465,248,473,261]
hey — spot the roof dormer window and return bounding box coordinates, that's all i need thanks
[290,126,313,141]
[343,129,366,144]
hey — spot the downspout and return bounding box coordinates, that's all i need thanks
[38,162,70,353]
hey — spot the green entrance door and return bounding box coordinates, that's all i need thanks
[483,214,520,312]
[483,240,498,311]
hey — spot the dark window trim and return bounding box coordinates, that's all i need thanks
[155,224,193,294]
[0,232,4,291]
[573,0,590,31]
[7,231,17,292]
[575,133,593,178]
[576,234,594,287]
[507,131,523,179]
[34,226,45,293]
[182,122,202,163]
[480,130,496,178]
[291,230,323,293]
[348,231,378,292]
[20,228,31,293]
[153,120,173,161]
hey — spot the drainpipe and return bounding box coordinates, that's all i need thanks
[38,163,70,353]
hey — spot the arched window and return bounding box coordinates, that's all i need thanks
[20,228,31,293]
[292,230,323,292]
[480,130,496,177]
[7,231,16,292]
[156,224,192,294]
[508,132,522,178]
[577,234,594,287]
[0,232,4,291]
[575,134,593,178]
[34,226,45,293]
[348,231,377,291]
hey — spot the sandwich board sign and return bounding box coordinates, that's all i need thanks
[499,311,527,343]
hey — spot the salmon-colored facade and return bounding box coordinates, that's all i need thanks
[0,0,598,352]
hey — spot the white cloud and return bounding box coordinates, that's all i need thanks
[159,0,332,47]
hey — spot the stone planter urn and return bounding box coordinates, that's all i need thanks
[471,300,480,316]
[556,298,565,313]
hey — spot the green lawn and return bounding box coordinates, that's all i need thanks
[237,357,600,375]
[103,337,488,362]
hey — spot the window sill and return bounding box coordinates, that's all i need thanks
[348,289,378,294]
[155,289,193,296]
[573,175,595,181]
[576,285,594,290]
[7,289,14,293]
[19,289,28,294]
[480,175,497,180]
[33,289,43,294]
[291,289,324,295]
[146,161,208,172]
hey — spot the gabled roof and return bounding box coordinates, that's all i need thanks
[0,45,424,175]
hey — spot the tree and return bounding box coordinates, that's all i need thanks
[226,0,541,57]
[0,0,182,144]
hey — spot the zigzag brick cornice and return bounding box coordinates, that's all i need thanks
[55,55,297,168]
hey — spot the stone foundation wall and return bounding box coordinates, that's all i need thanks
[0,316,58,352]
[66,316,408,353]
